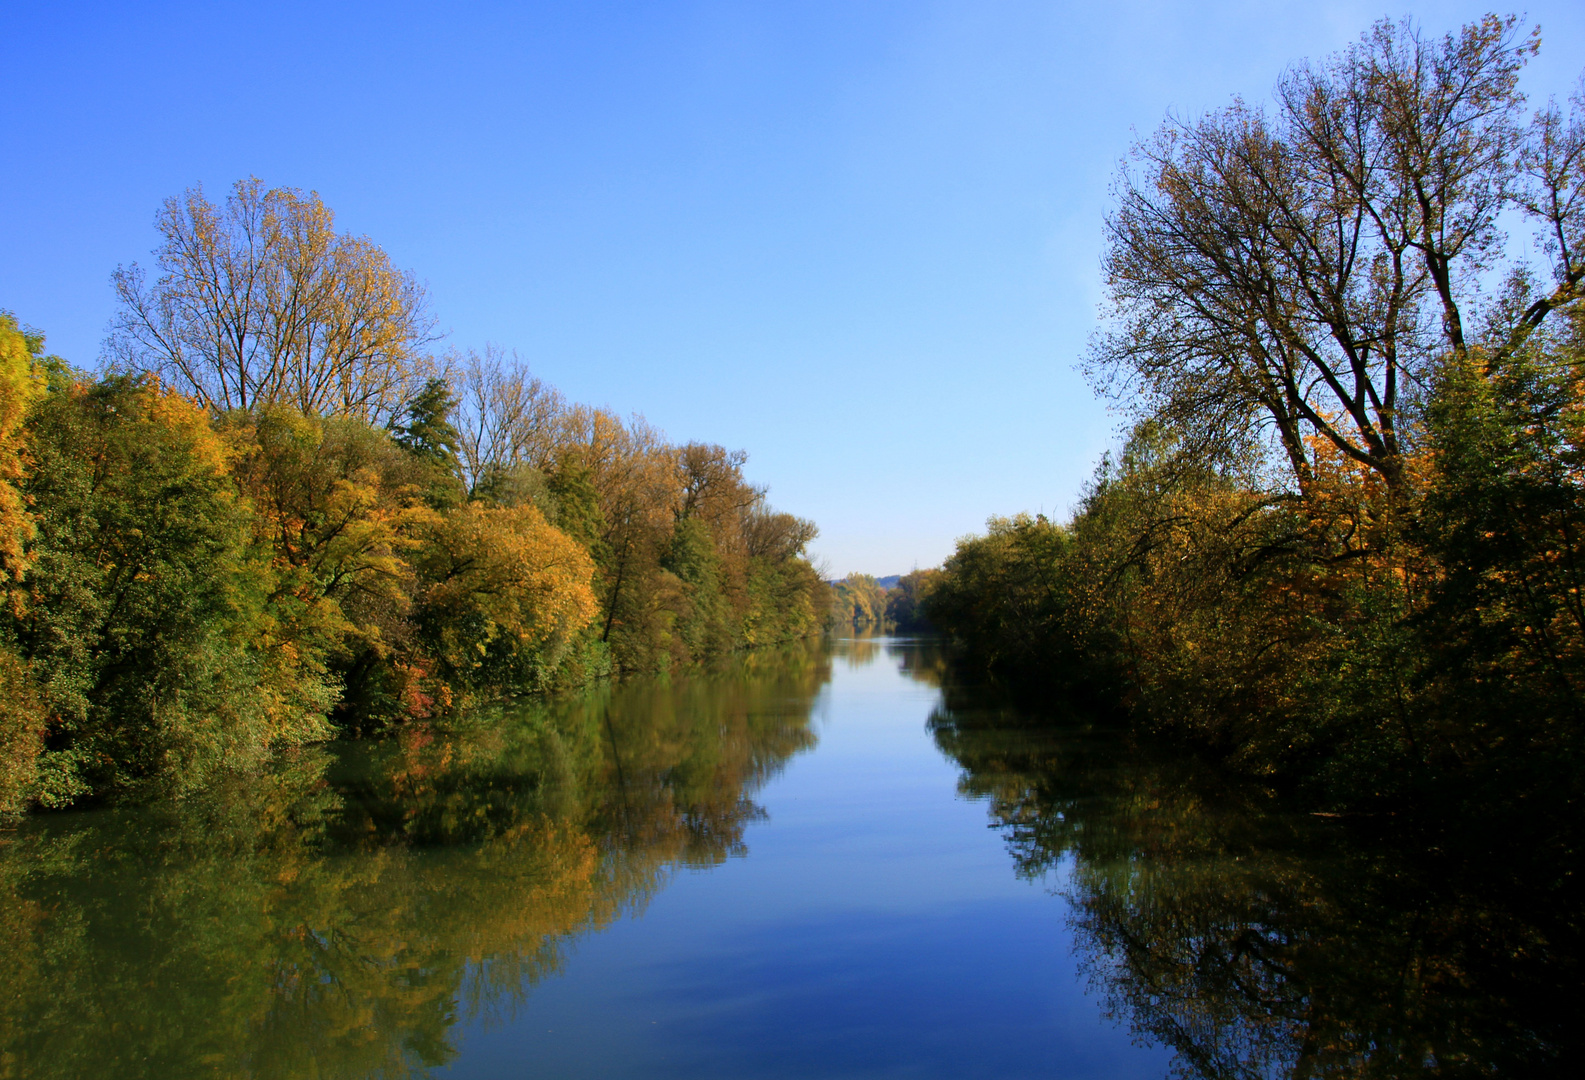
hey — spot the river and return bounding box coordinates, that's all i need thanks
[1,635,1578,1078]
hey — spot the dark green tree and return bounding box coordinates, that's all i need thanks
[390,376,465,508]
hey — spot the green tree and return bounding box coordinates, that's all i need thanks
[1412,301,1585,776]
[884,568,940,631]
[925,515,1078,683]
[663,515,730,659]
[390,376,466,509]
[10,376,334,807]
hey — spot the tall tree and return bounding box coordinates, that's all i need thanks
[451,345,567,496]
[1093,15,1584,494]
[0,314,47,816]
[109,178,438,423]
[0,313,44,581]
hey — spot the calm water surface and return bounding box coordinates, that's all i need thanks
[2,636,1579,1078]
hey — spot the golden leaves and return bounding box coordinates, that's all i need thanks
[417,502,598,665]
[110,178,437,425]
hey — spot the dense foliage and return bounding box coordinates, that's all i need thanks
[925,17,1585,811]
[0,186,824,816]
[828,569,939,631]
[0,315,46,816]
[829,573,889,628]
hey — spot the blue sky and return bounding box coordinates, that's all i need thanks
[5,2,1583,576]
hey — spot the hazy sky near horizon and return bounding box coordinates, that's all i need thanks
[5,2,1584,576]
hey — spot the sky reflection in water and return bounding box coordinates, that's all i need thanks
[437,637,1164,1079]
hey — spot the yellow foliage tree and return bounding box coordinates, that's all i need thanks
[414,502,598,701]
[109,178,437,424]
[0,314,44,816]
[0,313,43,581]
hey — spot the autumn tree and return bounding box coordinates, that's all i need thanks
[831,573,889,628]
[913,16,1585,810]
[743,507,819,563]
[667,442,761,650]
[109,178,437,423]
[676,443,757,525]
[11,377,335,807]
[412,502,598,701]
[452,345,567,499]
[1094,15,1584,496]
[0,313,43,581]
[0,314,46,816]
[554,406,680,658]
[219,406,442,725]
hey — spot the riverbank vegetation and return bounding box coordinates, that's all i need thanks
[0,181,825,815]
[830,573,888,628]
[829,569,938,630]
[925,15,1585,812]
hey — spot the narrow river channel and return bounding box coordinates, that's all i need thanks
[2,635,1577,1078]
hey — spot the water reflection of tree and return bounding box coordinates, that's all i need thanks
[0,640,829,1080]
[886,636,949,688]
[930,695,1585,1080]
[834,630,884,668]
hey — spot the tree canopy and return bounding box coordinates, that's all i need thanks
[1094,15,1584,493]
[109,177,437,423]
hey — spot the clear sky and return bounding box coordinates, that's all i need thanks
[5,2,1583,576]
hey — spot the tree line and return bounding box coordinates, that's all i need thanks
[923,15,1585,811]
[0,180,827,815]
[828,570,938,630]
